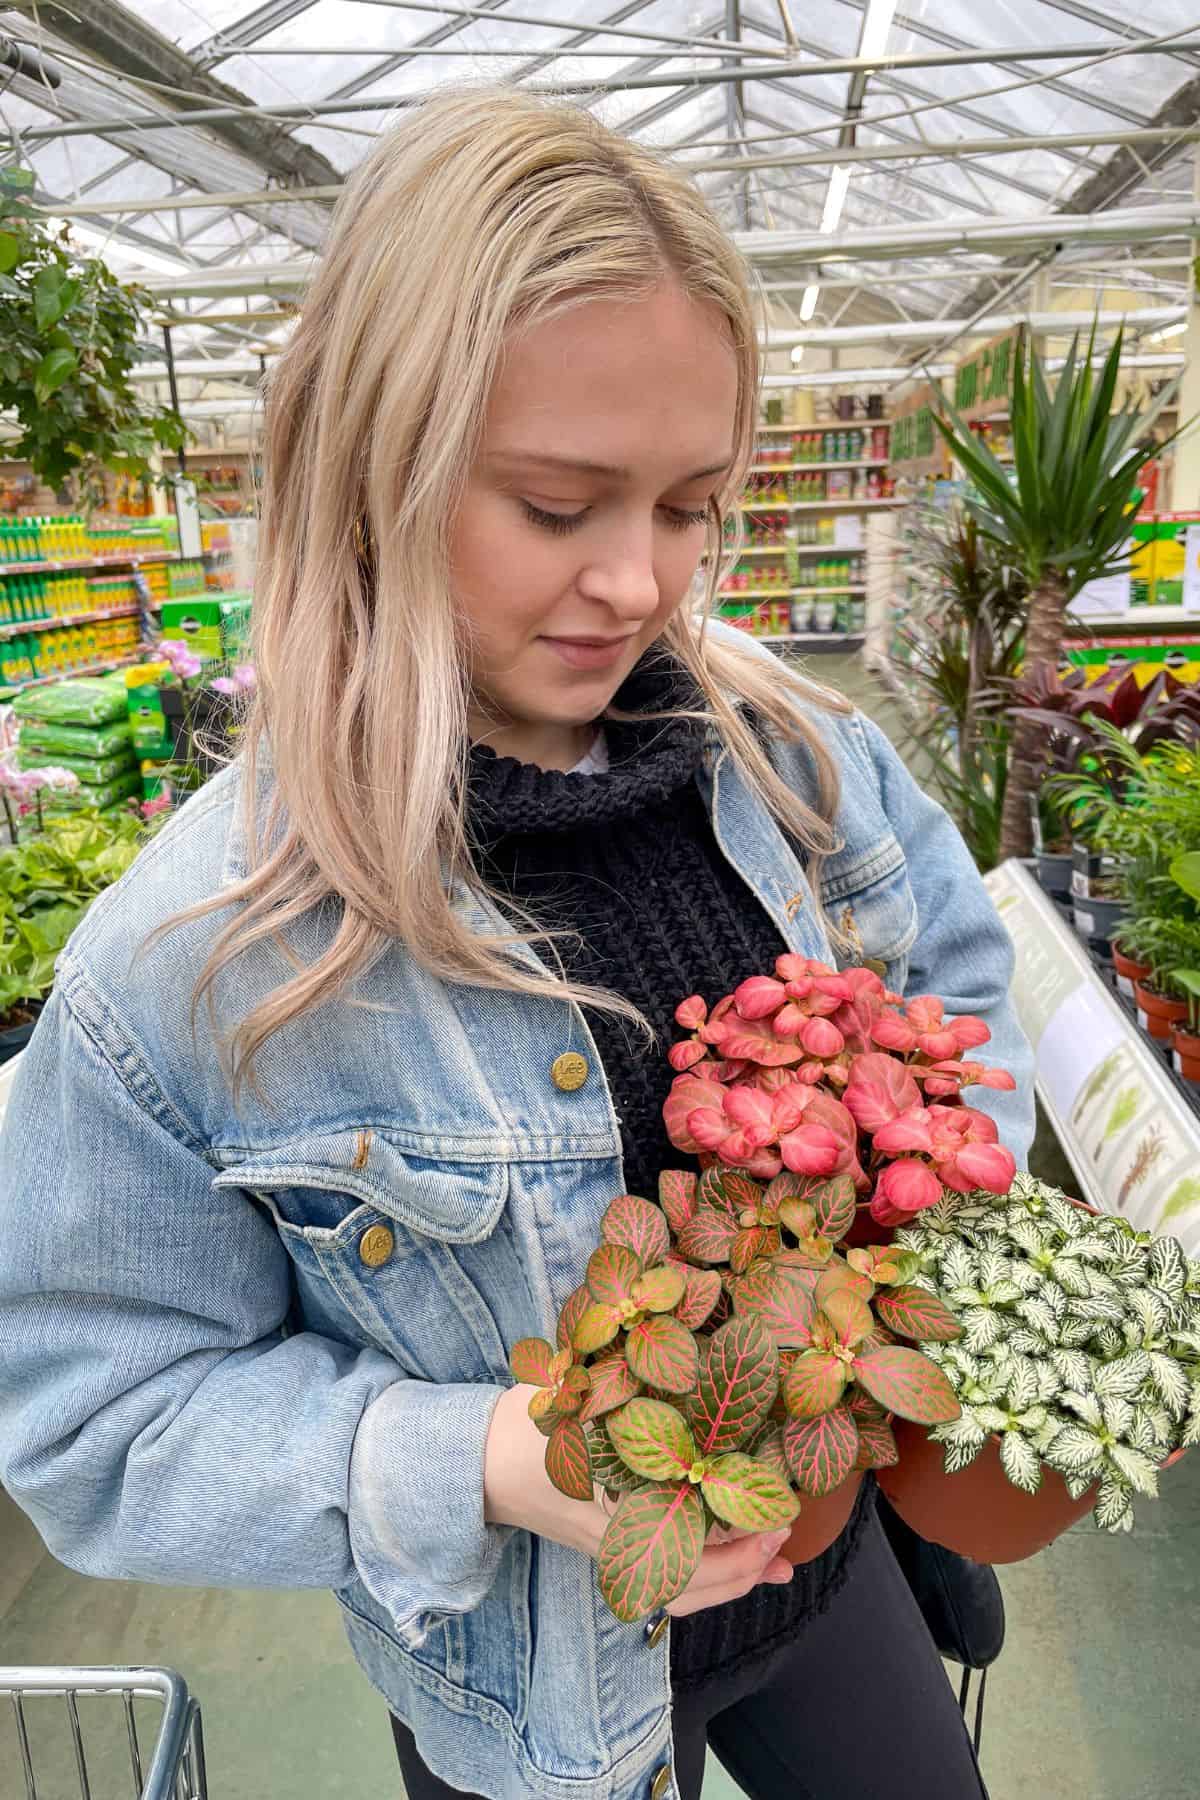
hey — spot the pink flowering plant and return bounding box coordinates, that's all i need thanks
[664,956,1017,1228]
[506,957,1018,1623]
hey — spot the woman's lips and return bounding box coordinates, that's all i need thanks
[540,636,633,671]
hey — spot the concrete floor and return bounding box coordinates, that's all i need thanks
[2,656,1197,1798]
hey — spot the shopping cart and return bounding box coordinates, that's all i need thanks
[0,1666,207,1800]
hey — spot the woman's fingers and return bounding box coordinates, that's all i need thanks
[664,1528,793,1617]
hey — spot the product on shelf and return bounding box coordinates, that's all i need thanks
[16,718,134,761]
[9,670,131,726]
[159,593,251,663]
[126,662,175,760]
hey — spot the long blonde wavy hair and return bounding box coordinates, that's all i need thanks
[181,85,849,1097]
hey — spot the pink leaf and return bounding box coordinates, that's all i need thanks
[663,1072,728,1154]
[871,1109,935,1155]
[872,1160,942,1217]
[779,1123,841,1176]
[905,996,945,1033]
[842,1053,922,1131]
[800,1016,844,1058]
[948,1015,991,1049]
[918,1029,960,1060]
[675,995,708,1029]
[668,1040,708,1072]
[724,1085,777,1140]
[870,1014,919,1053]
[735,976,787,1019]
[976,1067,1017,1091]
[688,1107,732,1153]
[952,1141,1017,1194]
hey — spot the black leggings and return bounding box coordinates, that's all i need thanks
[390,1507,990,1800]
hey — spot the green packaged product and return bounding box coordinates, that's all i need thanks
[12,672,129,726]
[16,718,134,760]
[18,748,137,785]
[46,769,142,811]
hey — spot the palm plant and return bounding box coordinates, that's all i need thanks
[892,508,1025,869]
[934,323,1180,860]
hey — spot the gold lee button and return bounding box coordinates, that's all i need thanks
[649,1765,672,1800]
[644,1614,669,1649]
[358,1223,395,1268]
[551,1051,589,1093]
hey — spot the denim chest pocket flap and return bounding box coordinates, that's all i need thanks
[212,1131,517,1381]
[820,831,919,969]
[212,1129,509,1242]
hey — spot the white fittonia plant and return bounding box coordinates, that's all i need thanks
[895,1174,1200,1532]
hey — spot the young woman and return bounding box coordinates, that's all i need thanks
[0,89,1032,1800]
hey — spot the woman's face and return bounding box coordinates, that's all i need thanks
[452,281,739,768]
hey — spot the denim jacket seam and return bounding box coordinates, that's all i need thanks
[57,953,215,1163]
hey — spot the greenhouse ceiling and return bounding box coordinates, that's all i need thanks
[3,0,1200,423]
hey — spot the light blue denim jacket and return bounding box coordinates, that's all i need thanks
[0,639,1034,1800]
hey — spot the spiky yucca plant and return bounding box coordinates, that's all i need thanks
[933,324,1181,860]
[897,1176,1200,1532]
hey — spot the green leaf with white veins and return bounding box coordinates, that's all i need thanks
[999,1431,1043,1495]
[1108,1442,1159,1497]
[1093,1351,1150,1399]
[1094,1475,1134,1533]
[1047,1423,1105,1477]
[1147,1235,1188,1302]
[1147,1353,1191,1417]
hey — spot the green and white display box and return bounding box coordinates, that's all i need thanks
[985,859,1200,1251]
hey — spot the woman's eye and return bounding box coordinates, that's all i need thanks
[661,504,710,532]
[521,500,588,536]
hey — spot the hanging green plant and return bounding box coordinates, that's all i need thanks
[0,168,188,506]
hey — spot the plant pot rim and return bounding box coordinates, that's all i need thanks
[1134,979,1189,1013]
[1112,942,1150,969]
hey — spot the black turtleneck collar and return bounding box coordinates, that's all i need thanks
[466,648,709,843]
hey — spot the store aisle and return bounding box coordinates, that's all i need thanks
[1,652,1195,1800]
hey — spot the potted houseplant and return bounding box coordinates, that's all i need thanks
[876,1176,1197,1561]
[1170,969,1200,1086]
[931,319,1182,859]
[0,800,148,1061]
[511,957,1018,1621]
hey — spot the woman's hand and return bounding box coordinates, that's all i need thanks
[483,1385,794,1617]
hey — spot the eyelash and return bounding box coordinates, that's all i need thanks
[520,500,710,537]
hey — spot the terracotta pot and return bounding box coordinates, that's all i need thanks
[1111,943,1151,1000]
[1172,1025,1200,1084]
[879,1423,1187,1564]
[1133,981,1189,1044]
[783,1470,864,1566]
[877,1419,1099,1562]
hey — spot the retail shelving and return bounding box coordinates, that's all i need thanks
[0,605,140,640]
[0,552,182,577]
[719,585,867,601]
[749,459,889,474]
[762,632,865,652]
[1,650,147,692]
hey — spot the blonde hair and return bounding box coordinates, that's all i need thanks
[178,85,849,1097]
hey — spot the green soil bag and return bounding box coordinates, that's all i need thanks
[11,672,129,727]
[46,769,142,811]
[18,748,137,785]
[16,719,134,760]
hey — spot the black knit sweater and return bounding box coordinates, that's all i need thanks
[467,653,873,1691]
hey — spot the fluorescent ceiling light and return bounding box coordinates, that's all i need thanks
[800,284,820,322]
[820,166,851,236]
[860,0,901,62]
[790,344,806,365]
[1149,319,1188,343]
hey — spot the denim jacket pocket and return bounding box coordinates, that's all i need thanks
[213,1132,522,1384]
[820,832,919,987]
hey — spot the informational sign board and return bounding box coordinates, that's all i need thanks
[984,860,1200,1250]
[890,381,946,478]
[953,325,1024,421]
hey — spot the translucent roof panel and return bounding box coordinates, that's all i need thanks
[1,0,1196,372]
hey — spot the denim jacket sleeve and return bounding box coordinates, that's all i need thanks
[0,970,511,1642]
[850,713,1036,1167]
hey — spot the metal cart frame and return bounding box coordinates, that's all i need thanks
[0,1666,207,1800]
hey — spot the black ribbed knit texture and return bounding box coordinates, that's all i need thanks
[467,651,872,1687]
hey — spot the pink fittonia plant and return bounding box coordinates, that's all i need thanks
[665,957,1016,1227]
